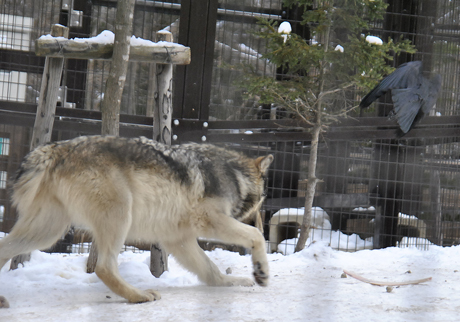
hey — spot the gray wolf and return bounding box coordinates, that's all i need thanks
[0,136,273,303]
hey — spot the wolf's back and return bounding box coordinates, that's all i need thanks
[11,136,267,223]
[11,136,204,213]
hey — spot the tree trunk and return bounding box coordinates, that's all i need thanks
[294,122,322,252]
[294,27,329,253]
[100,0,135,136]
[87,0,135,273]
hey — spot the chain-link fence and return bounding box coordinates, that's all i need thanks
[1,1,459,254]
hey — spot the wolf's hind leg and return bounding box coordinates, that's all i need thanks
[164,238,255,287]
[91,205,160,303]
[0,200,71,270]
[199,214,269,287]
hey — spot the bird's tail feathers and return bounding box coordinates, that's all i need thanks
[392,89,420,134]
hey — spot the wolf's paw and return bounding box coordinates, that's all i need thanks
[253,261,269,286]
[129,289,161,303]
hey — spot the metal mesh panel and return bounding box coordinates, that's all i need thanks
[263,136,460,253]
[0,1,459,254]
[209,1,281,120]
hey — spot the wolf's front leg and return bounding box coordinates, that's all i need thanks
[197,214,269,287]
[164,238,255,287]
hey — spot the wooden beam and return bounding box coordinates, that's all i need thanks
[264,194,371,211]
[1,102,459,142]
[35,35,191,64]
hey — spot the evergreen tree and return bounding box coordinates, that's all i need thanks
[240,0,416,252]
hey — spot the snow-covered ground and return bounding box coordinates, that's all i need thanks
[1,240,460,322]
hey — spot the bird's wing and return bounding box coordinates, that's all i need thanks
[392,88,421,133]
[360,61,422,108]
[420,74,442,114]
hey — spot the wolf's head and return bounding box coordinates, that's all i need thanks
[232,154,273,231]
[253,154,274,201]
[183,143,273,230]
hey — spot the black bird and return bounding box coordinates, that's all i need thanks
[360,61,442,136]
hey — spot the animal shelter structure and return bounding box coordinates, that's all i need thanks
[1,0,460,253]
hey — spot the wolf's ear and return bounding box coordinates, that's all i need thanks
[255,155,273,174]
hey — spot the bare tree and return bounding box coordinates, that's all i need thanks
[100,0,136,136]
[87,0,136,273]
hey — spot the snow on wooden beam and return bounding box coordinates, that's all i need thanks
[35,30,190,65]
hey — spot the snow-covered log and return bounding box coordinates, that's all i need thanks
[35,30,190,65]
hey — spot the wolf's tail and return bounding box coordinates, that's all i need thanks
[11,142,61,213]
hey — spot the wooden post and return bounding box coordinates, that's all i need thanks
[153,30,173,145]
[150,30,173,277]
[30,24,69,149]
[430,170,443,246]
[86,243,98,273]
[10,24,69,270]
[150,244,168,278]
[146,63,155,117]
[373,206,382,249]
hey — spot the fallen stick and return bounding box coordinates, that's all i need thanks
[343,269,432,286]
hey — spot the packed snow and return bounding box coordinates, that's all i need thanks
[1,230,460,321]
